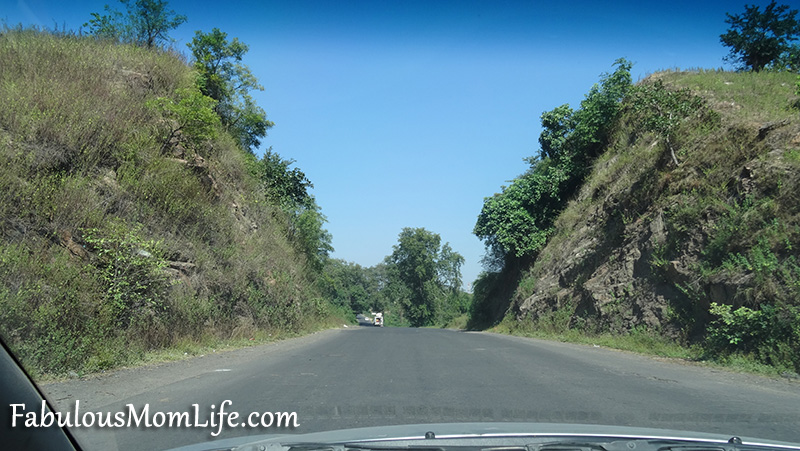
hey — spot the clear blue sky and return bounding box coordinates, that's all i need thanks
[6,0,744,288]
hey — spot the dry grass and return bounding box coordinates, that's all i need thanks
[0,28,333,378]
[505,69,800,372]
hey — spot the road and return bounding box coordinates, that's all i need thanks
[43,327,800,450]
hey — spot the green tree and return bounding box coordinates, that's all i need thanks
[128,0,186,48]
[720,1,800,71]
[84,6,125,40]
[385,228,464,327]
[288,200,333,270]
[257,149,332,270]
[438,243,465,294]
[188,28,273,152]
[475,59,632,264]
[319,260,394,315]
[260,149,313,209]
[147,87,220,153]
[538,104,576,161]
[474,158,568,259]
[84,0,186,49]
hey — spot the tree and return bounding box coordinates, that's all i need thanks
[538,104,576,161]
[320,260,376,313]
[147,87,220,153]
[385,228,464,327]
[474,158,568,259]
[257,149,332,270]
[84,0,186,49]
[475,59,632,264]
[720,1,800,71]
[188,28,273,152]
[260,149,313,209]
[84,6,125,40]
[288,200,333,270]
[128,0,186,48]
[438,243,465,294]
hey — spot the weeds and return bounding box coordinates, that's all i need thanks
[478,68,800,377]
[0,27,334,378]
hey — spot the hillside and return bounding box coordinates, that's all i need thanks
[0,29,338,376]
[506,70,800,372]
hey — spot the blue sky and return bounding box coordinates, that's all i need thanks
[6,0,743,288]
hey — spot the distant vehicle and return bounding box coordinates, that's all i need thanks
[373,312,383,327]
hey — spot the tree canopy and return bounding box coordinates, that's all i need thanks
[254,149,332,270]
[475,59,632,263]
[385,228,465,327]
[720,1,800,71]
[84,0,186,49]
[188,28,273,152]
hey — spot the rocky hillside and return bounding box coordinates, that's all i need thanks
[0,29,336,376]
[511,70,799,370]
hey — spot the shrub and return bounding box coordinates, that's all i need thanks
[706,302,800,372]
[82,221,171,328]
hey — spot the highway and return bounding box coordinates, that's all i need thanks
[44,326,800,450]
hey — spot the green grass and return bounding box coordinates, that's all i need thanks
[0,27,341,378]
[489,315,799,378]
[492,315,697,360]
[656,69,799,123]
[475,68,800,375]
[438,313,469,330]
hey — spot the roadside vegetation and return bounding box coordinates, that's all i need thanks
[468,2,800,376]
[0,0,471,378]
[319,228,471,329]
[0,12,342,378]
[3,0,798,379]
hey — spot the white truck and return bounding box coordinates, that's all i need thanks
[373,312,384,327]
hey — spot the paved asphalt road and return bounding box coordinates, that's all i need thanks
[44,327,800,450]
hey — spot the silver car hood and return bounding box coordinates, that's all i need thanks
[166,422,800,451]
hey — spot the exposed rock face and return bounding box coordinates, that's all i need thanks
[513,114,799,340]
[516,199,684,335]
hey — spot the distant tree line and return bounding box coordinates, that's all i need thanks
[319,228,469,328]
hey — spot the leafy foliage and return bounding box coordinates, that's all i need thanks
[148,87,220,153]
[260,149,314,209]
[475,59,632,263]
[386,228,441,327]
[82,222,170,327]
[707,302,767,348]
[256,149,332,270]
[188,28,273,152]
[84,0,187,49]
[320,260,383,314]
[720,1,800,71]
[287,201,333,270]
[385,228,466,327]
[626,80,719,166]
[474,158,567,258]
[706,302,800,372]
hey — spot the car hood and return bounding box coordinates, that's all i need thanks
[165,422,800,451]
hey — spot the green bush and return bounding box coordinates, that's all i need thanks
[82,221,171,328]
[474,59,632,263]
[0,28,338,377]
[706,302,800,372]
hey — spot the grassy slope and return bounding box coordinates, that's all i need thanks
[0,29,342,378]
[497,69,800,374]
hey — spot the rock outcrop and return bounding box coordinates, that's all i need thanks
[512,75,800,340]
